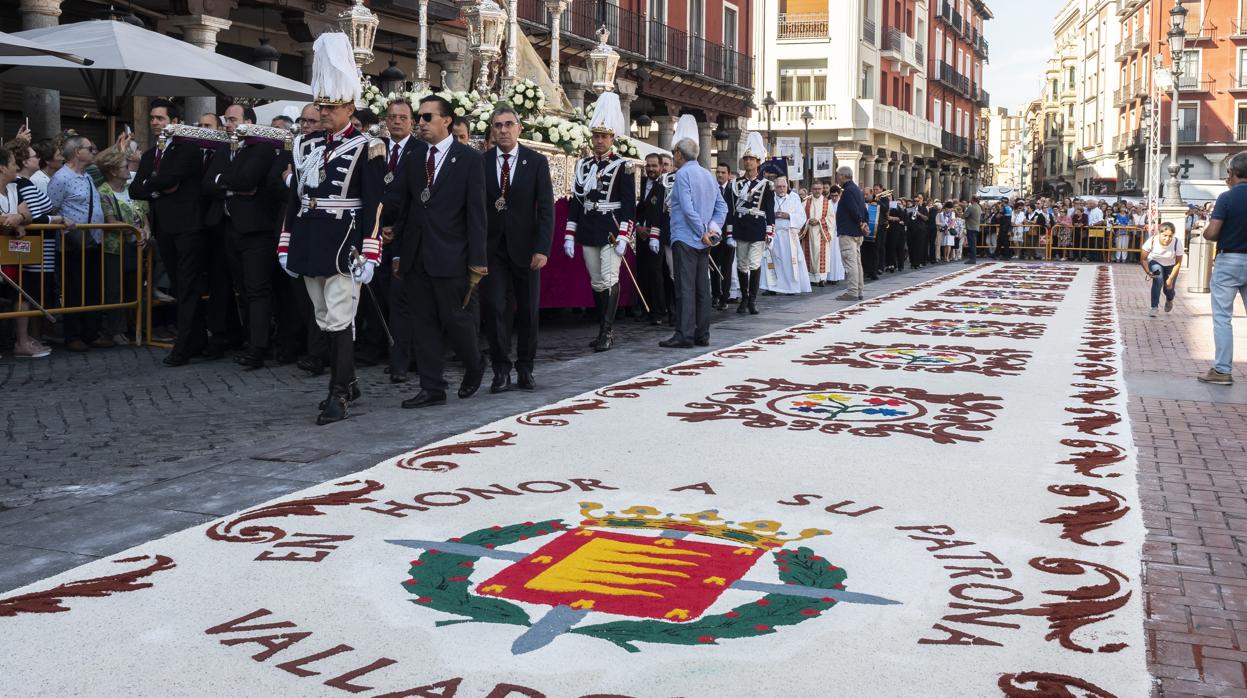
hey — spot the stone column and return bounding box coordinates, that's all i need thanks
[173,15,233,125]
[434,35,472,91]
[835,149,864,184]
[21,0,63,138]
[697,121,714,168]
[722,125,743,171]
[860,155,875,189]
[876,159,890,195]
[654,116,678,152]
[561,66,591,112]
[617,78,638,137]
[296,42,315,83]
[889,159,901,193]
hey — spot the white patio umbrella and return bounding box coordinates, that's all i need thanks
[0,30,91,65]
[0,20,313,137]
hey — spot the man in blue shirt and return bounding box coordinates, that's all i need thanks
[1199,151,1247,384]
[660,138,727,349]
[834,165,869,301]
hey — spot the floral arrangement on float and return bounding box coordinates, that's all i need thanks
[361,78,640,158]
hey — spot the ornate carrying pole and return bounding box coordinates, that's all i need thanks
[414,0,430,92]
[545,0,569,98]
[501,0,519,91]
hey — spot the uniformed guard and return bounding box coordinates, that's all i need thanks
[562,92,636,352]
[276,32,382,425]
[725,132,775,315]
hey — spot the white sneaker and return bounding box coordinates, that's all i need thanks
[1149,308,1158,317]
[153,289,175,303]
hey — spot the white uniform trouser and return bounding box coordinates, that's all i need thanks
[582,244,623,292]
[736,241,766,272]
[304,274,360,332]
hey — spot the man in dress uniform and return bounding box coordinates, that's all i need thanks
[130,99,213,367]
[392,95,488,408]
[711,162,736,309]
[480,104,554,393]
[203,107,282,369]
[277,33,383,425]
[633,153,667,325]
[725,132,775,315]
[562,92,636,352]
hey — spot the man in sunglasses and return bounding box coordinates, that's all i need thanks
[278,34,384,425]
[478,105,554,393]
[391,94,488,409]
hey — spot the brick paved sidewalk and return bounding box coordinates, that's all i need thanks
[1118,265,1247,697]
[0,264,945,593]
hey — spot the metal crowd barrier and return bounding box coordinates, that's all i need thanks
[973,223,1151,262]
[0,223,146,346]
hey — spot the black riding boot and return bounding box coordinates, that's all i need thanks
[317,330,357,425]
[748,270,761,315]
[736,271,750,314]
[595,283,620,352]
[589,290,607,348]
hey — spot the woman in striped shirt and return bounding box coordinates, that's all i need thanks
[7,140,72,357]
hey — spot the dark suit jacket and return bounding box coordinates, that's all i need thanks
[201,142,279,233]
[378,136,420,226]
[836,180,868,237]
[129,142,208,235]
[482,145,554,268]
[635,175,668,245]
[392,139,487,277]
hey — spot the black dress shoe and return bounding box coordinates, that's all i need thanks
[659,337,694,349]
[235,349,265,370]
[390,371,409,384]
[162,352,189,367]
[459,367,484,399]
[316,395,348,425]
[274,351,298,365]
[402,389,447,408]
[490,370,512,394]
[694,338,710,347]
[202,342,226,360]
[516,370,536,391]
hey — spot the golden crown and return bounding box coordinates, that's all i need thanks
[578,501,830,550]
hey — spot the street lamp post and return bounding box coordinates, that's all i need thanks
[762,90,776,152]
[801,107,813,188]
[1164,0,1187,205]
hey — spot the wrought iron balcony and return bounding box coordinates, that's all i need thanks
[778,12,829,40]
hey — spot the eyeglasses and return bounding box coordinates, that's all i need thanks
[415,112,439,123]
[491,120,517,129]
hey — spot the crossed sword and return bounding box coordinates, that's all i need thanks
[387,529,899,655]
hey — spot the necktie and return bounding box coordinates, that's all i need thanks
[500,152,511,198]
[426,145,437,185]
[388,142,400,174]
[153,148,163,173]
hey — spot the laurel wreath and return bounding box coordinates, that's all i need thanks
[401,520,847,652]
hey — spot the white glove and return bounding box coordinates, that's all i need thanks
[726,236,737,248]
[648,237,660,254]
[563,238,575,259]
[279,253,298,279]
[353,260,376,285]
[614,238,629,256]
[767,236,775,250]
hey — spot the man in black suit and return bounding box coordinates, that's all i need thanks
[479,105,554,393]
[711,163,736,309]
[130,99,211,366]
[634,153,667,325]
[392,95,488,408]
[203,105,281,369]
[371,99,420,383]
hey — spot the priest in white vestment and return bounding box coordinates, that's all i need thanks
[761,175,811,294]
[802,180,845,285]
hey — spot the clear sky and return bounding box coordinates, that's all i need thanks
[985,1,1067,114]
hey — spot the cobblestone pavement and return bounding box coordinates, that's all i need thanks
[0,264,946,592]
[1119,266,1247,698]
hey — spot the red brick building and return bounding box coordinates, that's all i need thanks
[927,0,992,198]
